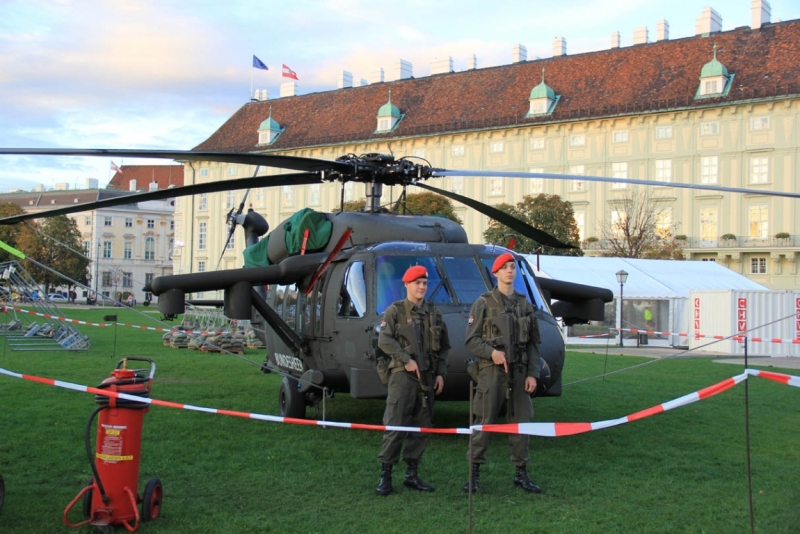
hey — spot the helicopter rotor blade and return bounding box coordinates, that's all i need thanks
[0,148,353,174]
[0,171,320,225]
[432,169,800,200]
[412,181,575,249]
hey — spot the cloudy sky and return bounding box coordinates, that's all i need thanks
[1,0,798,191]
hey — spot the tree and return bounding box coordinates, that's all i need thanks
[482,194,583,255]
[20,216,90,292]
[600,187,685,259]
[339,191,462,224]
[0,203,27,262]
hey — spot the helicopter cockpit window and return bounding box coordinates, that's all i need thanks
[285,284,299,329]
[480,256,548,312]
[275,285,286,317]
[376,255,452,314]
[338,261,366,318]
[441,257,487,305]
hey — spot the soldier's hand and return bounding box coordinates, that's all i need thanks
[434,375,444,395]
[491,350,509,374]
[405,359,421,378]
[525,376,538,394]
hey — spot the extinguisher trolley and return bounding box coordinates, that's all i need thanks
[64,358,162,533]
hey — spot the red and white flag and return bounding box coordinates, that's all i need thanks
[111,161,123,174]
[282,64,298,80]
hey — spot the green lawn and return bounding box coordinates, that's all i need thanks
[1,307,798,533]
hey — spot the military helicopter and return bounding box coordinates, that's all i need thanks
[5,148,796,418]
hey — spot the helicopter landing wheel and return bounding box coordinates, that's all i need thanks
[279,376,306,419]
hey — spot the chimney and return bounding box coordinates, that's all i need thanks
[431,56,453,75]
[467,54,477,70]
[358,78,368,87]
[610,31,620,48]
[695,6,722,35]
[391,59,413,80]
[253,89,269,101]
[129,179,137,192]
[633,26,648,45]
[751,0,771,30]
[149,182,158,192]
[512,44,527,63]
[552,37,566,57]
[369,67,385,84]
[280,81,298,97]
[338,71,353,89]
[656,19,669,41]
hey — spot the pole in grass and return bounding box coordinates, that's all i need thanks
[104,314,118,358]
[743,337,755,534]
[467,380,474,534]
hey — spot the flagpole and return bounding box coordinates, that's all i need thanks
[250,64,253,101]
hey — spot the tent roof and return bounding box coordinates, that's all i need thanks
[524,255,769,299]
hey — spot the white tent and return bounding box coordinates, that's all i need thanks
[523,255,768,347]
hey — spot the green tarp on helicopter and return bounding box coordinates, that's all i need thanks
[243,208,333,268]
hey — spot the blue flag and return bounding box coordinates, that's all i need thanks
[253,55,268,70]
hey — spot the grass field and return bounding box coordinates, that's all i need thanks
[0,307,798,533]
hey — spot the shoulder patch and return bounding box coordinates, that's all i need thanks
[379,320,386,330]
[468,315,475,326]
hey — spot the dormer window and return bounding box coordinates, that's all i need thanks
[257,106,283,145]
[696,44,733,99]
[375,90,403,133]
[527,69,559,117]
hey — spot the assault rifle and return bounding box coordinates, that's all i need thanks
[396,319,435,417]
[490,307,519,417]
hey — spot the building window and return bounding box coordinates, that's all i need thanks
[612,131,628,143]
[227,165,237,176]
[282,186,294,207]
[85,216,91,226]
[452,145,465,157]
[748,205,769,239]
[226,232,235,250]
[145,273,154,285]
[529,168,544,194]
[123,241,132,260]
[146,219,154,229]
[122,272,132,288]
[656,208,672,238]
[575,210,586,241]
[569,165,585,191]
[611,162,627,189]
[655,159,672,183]
[255,188,264,202]
[125,217,133,228]
[701,156,719,184]
[309,184,320,206]
[197,261,206,273]
[102,271,112,286]
[198,222,207,250]
[413,149,425,159]
[200,168,209,178]
[655,126,673,139]
[750,117,770,131]
[144,237,155,260]
[168,238,173,259]
[530,138,545,150]
[750,156,769,184]
[83,241,90,256]
[490,141,504,153]
[701,122,719,136]
[750,257,767,274]
[343,182,354,202]
[700,207,718,242]
[610,210,627,238]
[449,176,464,195]
[226,190,235,210]
[104,216,112,227]
[199,193,207,211]
[102,241,112,259]
[170,220,174,231]
[570,134,586,147]
[701,258,716,262]
[488,177,504,196]
[704,80,718,95]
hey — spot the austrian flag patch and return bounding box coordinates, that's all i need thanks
[380,320,386,330]
[468,315,474,326]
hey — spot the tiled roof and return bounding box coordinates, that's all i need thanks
[195,20,800,153]
[108,165,184,191]
[0,189,137,213]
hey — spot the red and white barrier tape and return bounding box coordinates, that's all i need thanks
[611,327,800,345]
[1,366,796,437]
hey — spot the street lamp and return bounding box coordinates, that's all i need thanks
[616,270,628,347]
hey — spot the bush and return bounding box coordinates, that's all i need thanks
[775,232,790,239]
[675,235,688,241]
[586,236,599,243]
[721,233,736,240]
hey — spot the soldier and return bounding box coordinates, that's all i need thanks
[376,265,450,496]
[463,252,542,494]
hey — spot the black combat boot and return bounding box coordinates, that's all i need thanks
[403,459,434,492]
[514,465,542,493]
[376,463,393,496]
[462,463,480,493]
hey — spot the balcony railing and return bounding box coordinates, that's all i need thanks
[580,235,799,252]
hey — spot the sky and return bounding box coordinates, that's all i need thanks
[1,0,798,192]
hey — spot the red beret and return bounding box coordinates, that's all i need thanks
[491,253,515,274]
[402,265,428,283]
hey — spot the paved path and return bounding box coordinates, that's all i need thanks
[568,346,800,371]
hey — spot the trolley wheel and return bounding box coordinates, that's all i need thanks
[278,376,306,418]
[142,477,163,522]
[81,477,93,519]
[0,473,5,512]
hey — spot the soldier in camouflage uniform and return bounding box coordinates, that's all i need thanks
[463,252,543,494]
[376,265,450,496]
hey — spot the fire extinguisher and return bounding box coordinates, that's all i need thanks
[63,358,162,533]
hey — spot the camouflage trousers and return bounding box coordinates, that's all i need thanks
[378,370,432,465]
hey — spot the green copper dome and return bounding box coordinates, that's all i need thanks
[701,45,728,78]
[530,80,555,100]
[377,90,401,118]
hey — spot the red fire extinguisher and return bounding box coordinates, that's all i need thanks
[64,358,162,532]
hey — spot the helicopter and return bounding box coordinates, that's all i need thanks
[0,149,618,418]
